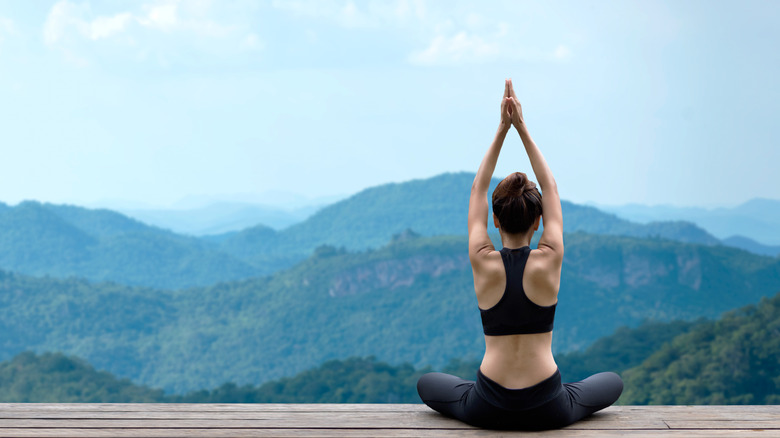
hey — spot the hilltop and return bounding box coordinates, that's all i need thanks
[0,201,261,289]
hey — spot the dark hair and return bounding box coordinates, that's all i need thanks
[492,172,543,234]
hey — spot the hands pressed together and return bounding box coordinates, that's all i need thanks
[500,79,525,132]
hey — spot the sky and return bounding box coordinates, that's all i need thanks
[0,0,778,209]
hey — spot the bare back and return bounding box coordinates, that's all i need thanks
[474,248,559,389]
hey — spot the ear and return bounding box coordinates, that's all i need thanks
[493,213,500,230]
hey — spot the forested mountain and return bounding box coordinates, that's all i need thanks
[176,357,423,403]
[620,293,780,404]
[0,352,165,402]
[213,172,721,259]
[4,292,776,404]
[0,351,423,403]
[1,230,778,393]
[0,173,744,290]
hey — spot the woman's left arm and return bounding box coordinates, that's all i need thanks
[468,81,513,262]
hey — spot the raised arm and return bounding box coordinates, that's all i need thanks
[468,81,513,260]
[506,80,563,262]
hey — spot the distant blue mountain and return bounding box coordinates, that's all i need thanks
[118,202,321,235]
[722,235,780,257]
[599,198,780,247]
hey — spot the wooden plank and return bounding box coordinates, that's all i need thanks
[618,406,780,414]
[0,416,663,430]
[0,411,439,420]
[0,428,775,438]
[0,405,774,437]
[0,411,667,431]
[0,404,429,412]
[665,420,780,429]
[0,403,775,416]
[0,404,774,415]
[0,410,656,427]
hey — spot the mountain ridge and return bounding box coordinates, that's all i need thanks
[1,173,734,289]
[598,197,780,247]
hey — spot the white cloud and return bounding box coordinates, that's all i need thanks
[44,0,238,43]
[41,0,260,66]
[139,2,179,32]
[408,14,576,66]
[88,12,134,40]
[269,0,566,66]
[44,1,86,45]
[409,31,499,65]
[271,0,426,28]
[44,1,141,44]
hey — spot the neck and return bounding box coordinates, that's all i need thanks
[500,231,533,249]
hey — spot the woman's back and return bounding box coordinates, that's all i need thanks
[475,246,559,389]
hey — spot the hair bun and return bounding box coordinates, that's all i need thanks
[491,172,543,234]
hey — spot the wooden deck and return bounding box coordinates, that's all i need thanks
[0,403,777,437]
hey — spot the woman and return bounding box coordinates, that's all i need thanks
[416,79,623,430]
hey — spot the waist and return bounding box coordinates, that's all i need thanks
[484,331,554,358]
[475,367,563,411]
[481,332,556,388]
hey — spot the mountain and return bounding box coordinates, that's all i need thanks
[118,202,320,235]
[721,235,780,257]
[599,198,780,247]
[0,174,725,289]
[215,172,722,261]
[2,231,778,393]
[620,292,780,404]
[2,290,779,404]
[0,352,423,403]
[0,201,261,289]
[0,352,165,403]
[0,294,769,404]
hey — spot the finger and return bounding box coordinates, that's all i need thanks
[508,79,517,99]
[504,79,510,98]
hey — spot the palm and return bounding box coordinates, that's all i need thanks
[504,79,523,125]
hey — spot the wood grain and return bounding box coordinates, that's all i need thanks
[0,404,773,437]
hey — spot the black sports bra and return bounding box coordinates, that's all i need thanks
[479,246,556,336]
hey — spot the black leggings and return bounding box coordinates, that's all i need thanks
[417,369,623,430]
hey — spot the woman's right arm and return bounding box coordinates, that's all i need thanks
[517,123,563,253]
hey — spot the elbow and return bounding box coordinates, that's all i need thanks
[471,180,487,196]
[540,178,558,194]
